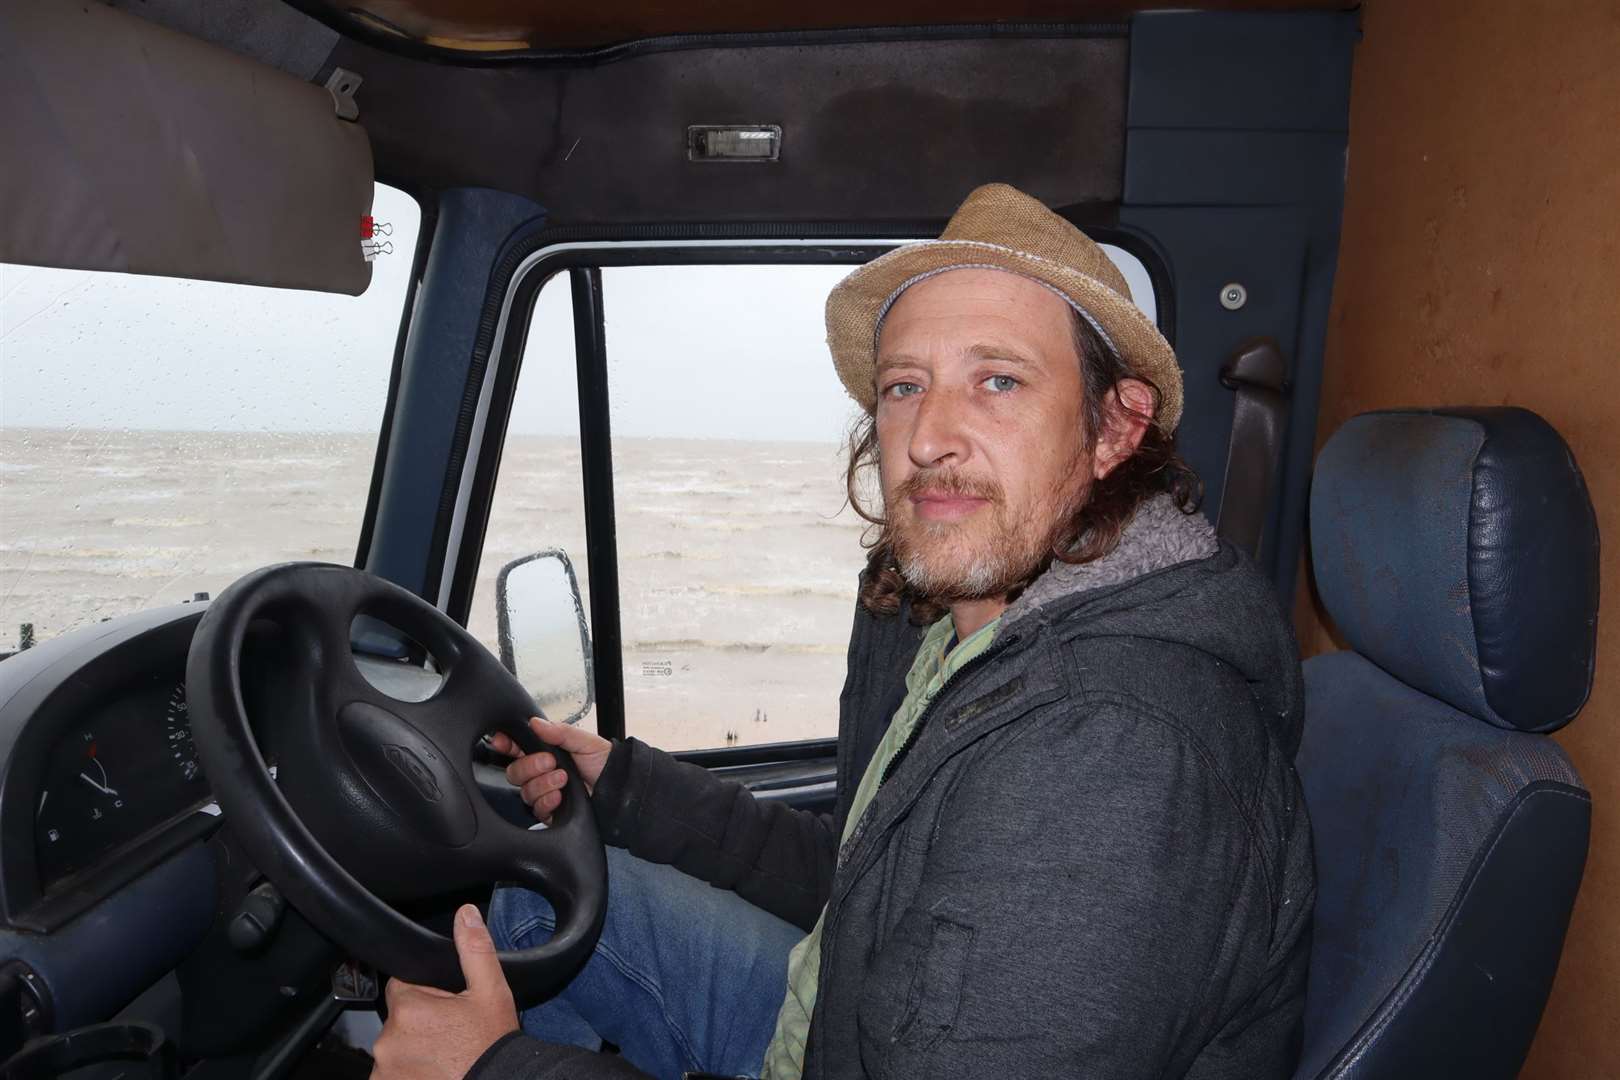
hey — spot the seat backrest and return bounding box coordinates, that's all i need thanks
[1294,407,1599,1080]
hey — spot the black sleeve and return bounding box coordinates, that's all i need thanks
[588,737,838,931]
[580,592,922,932]
[463,1032,654,1080]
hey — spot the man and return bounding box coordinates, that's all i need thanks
[374,183,1314,1079]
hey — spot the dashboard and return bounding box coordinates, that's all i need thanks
[0,604,220,931]
[0,598,451,1043]
[34,668,208,888]
[0,601,464,931]
[0,603,229,1039]
[0,598,469,1050]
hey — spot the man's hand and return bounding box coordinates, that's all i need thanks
[489,716,613,824]
[371,905,519,1080]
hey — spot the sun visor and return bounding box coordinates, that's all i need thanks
[0,0,373,295]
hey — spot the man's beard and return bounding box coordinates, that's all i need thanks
[884,452,1091,604]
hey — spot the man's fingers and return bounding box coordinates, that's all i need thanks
[488,716,571,759]
[504,752,557,785]
[530,716,600,754]
[530,717,572,747]
[519,770,567,804]
[383,974,455,1006]
[381,974,443,1006]
[493,716,607,817]
[452,905,509,999]
[517,786,561,823]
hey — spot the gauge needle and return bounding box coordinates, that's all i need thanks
[79,772,119,797]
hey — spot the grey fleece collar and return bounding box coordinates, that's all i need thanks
[1002,493,1219,630]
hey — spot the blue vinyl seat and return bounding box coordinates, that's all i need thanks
[1292,407,1599,1079]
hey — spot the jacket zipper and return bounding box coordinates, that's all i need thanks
[877,631,1019,787]
[817,629,1025,1067]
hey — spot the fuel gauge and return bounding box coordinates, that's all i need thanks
[37,729,130,884]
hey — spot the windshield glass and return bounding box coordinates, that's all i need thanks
[0,184,421,649]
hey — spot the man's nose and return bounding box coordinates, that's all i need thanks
[908,384,971,468]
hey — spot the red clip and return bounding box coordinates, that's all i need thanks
[361,215,376,239]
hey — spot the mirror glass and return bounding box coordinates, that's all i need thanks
[498,550,593,725]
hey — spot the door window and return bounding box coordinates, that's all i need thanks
[473,264,864,751]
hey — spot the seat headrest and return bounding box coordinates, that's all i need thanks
[1310,408,1598,732]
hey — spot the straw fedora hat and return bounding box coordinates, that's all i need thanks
[826,182,1183,433]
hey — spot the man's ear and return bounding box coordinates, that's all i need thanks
[1091,378,1154,480]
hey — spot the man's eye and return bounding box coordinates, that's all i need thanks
[983,374,1019,393]
[884,382,923,398]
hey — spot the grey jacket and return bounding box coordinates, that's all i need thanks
[470,497,1315,1079]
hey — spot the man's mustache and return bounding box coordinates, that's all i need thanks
[896,469,1003,506]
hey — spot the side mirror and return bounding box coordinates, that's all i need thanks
[495,550,594,726]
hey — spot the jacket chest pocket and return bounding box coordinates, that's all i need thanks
[856,906,976,1063]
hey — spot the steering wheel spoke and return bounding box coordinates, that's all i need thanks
[463,795,607,1001]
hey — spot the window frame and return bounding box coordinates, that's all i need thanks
[436,229,1171,752]
[352,183,439,572]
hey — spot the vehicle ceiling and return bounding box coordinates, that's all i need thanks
[95,0,1357,229]
[297,0,1352,51]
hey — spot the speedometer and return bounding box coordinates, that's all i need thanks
[165,684,201,782]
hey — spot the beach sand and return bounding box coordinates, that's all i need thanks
[2,428,868,751]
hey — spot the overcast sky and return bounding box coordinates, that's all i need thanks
[2,184,1154,444]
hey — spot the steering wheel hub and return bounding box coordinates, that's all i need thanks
[335,700,476,848]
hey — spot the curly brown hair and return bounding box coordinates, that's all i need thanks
[845,308,1203,624]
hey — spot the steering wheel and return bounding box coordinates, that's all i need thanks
[184,562,607,1003]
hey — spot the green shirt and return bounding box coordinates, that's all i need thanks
[760,614,1001,1080]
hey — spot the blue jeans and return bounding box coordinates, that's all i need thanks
[488,847,806,1080]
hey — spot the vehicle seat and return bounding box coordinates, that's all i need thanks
[1292,407,1599,1079]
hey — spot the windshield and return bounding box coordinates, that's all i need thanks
[0,185,421,649]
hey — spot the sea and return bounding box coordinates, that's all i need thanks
[1,428,870,751]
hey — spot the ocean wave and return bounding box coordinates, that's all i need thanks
[619,483,748,498]
[93,488,181,503]
[663,517,770,532]
[110,516,211,528]
[630,639,845,656]
[705,583,854,601]
[254,456,363,469]
[630,513,859,534]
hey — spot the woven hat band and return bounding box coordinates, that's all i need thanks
[872,263,1124,365]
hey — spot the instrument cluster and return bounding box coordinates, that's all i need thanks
[33,669,210,890]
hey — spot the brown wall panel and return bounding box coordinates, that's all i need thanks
[1296,1,1620,1073]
